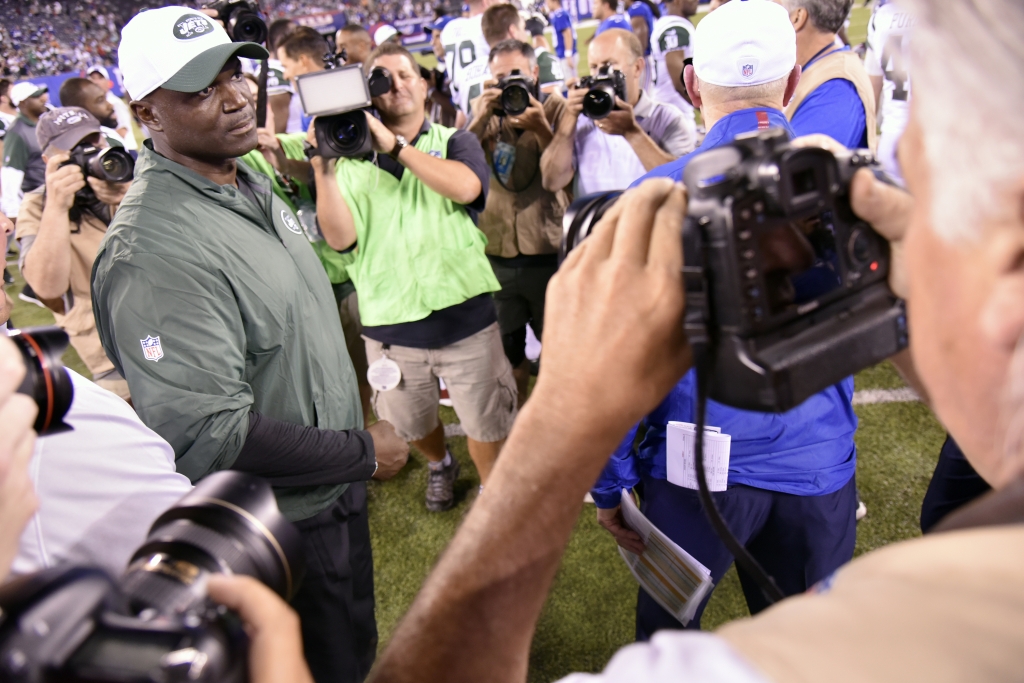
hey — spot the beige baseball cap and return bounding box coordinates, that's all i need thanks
[118,6,269,101]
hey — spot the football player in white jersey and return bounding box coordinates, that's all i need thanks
[865,0,913,185]
[649,0,698,141]
[441,0,494,124]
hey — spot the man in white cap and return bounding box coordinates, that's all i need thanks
[589,0,861,636]
[89,8,409,683]
[1,82,49,222]
[86,66,138,151]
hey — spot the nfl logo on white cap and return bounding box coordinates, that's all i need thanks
[141,335,164,362]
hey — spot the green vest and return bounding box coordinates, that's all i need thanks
[333,123,499,327]
[239,134,355,284]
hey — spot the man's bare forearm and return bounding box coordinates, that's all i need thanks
[625,128,675,172]
[370,397,632,683]
[312,161,357,251]
[400,146,481,205]
[22,205,73,299]
[540,122,575,192]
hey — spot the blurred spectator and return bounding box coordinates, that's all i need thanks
[86,66,137,151]
[1,82,49,222]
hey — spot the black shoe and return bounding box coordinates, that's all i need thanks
[18,282,45,308]
[3,267,13,285]
[425,455,460,512]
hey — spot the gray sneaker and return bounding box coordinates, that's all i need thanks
[425,456,460,512]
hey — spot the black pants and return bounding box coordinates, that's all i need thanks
[636,475,858,637]
[920,435,991,533]
[291,482,377,683]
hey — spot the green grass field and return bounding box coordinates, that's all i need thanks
[5,248,945,681]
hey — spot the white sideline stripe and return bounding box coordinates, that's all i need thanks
[852,387,920,405]
[441,388,918,438]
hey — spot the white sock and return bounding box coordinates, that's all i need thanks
[428,451,452,470]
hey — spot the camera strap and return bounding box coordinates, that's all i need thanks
[693,361,785,605]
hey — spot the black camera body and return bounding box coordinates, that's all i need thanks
[493,69,535,117]
[203,0,267,44]
[296,60,393,159]
[0,472,304,683]
[578,65,627,120]
[64,143,135,184]
[562,129,908,412]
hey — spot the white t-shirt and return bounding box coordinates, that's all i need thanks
[13,370,193,578]
[650,14,695,119]
[441,14,491,114]
[105,91,137,151]
[864,3,913,137]
[573,90,694,194]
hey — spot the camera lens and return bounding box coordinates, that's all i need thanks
[583,87,615,120]
[333,119,360,147]
[319,112,371,158]
[9,326,75,435]
[89,147,135,183]
[228,11,267,45]
[502,83,530,116]
[121,471,305,616]
[561,191,623,262]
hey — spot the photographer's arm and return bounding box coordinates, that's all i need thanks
[370,179,692,683]
[21,154,84,300]
[605,98,676,172]
[540,89,582,192]
[311,156,358,252]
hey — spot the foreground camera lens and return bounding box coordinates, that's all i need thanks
[122,471,304,616]
[502,84,530,116]
[560,191,623,262]
[9,326,74,435]
[228,11,267,44]
[583,87,615,119]
[318,112,371,158]
[332,119,360,146]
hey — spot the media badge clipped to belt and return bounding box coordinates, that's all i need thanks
[492,140,516,187]
[367,346,402,392]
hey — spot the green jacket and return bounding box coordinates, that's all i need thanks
[92,141,363,521]
[334,122,499,327]
[239,133,356,285]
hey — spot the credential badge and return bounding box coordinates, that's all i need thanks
[141,335,164,362]
[281,209,302,234]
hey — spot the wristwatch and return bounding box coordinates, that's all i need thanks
[389,134,408,159]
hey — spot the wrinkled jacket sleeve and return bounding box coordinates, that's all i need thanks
[591,422,642,509]
[92,249,252,483]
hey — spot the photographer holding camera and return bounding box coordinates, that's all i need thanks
[89,8,409,683]
[312,41,516,511]
[541,28,693,195]
[15,107,133,400]
[468,38,567,406]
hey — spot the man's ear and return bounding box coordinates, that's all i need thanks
[980,185,1024,351]
[683,64,701,109]
[790,7,808,32]
[782,64,801,106]
[131,99,162,133]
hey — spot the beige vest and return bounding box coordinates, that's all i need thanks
[785,49,878,151]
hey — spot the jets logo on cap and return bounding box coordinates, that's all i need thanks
[53,109,84,126]
[140,335,164,362]
[281,209,302,234]
[174,13,215,40]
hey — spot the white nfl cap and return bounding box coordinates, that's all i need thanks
[693,0,796,88]
[87,65,110,80]
[118,6,269,101]
[374,24,399,46]
[10,81,48,107]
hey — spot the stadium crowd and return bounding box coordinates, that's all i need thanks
[2,0,1024,682]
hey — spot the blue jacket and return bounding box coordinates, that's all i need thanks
[591,107,858,509]
[790,47,869,148]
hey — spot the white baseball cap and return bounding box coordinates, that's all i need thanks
[87,65,110,80]
[10,81,48,107]
[374,24,399,46]
[118,6,269,101]
[693,0,796,88]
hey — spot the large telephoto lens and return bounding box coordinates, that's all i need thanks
[228,10,267,44]
[87,147,135,182]
[560,191,623,262]
[120,471,304,617]
[501,82,530,116]
[9,326,74,435]
[582,84,616,119]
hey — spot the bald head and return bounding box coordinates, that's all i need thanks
[587,29,646,105]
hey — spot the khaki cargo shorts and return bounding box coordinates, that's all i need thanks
[364,323,517,442]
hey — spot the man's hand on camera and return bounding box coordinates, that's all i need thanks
[44,153,86,212]
[87,177,131,206]
[596,505,646,555]
[367,420,409,480]
[509,95,550,136]
[365,113,399,156]
[596,97,640,138]
[792,134,913,299]
[206,575,314,683]
[0,335,40,580]
[470,79,502,123]
[564,84,587,120]
[532,178,692,434]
